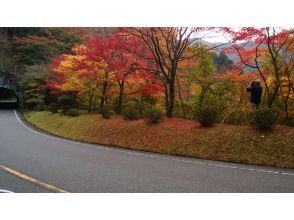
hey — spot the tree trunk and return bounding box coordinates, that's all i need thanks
[100,82,108,109]
[166,80,175,118]
[268,82,280,108]
[199,83,213,109]
[100,72,109,109]
[117,81,125,114]
[163,83,169,115]
[199,90,205,109]
[280,86,290,119]
[176,76,186,118]
[284,101,289,118]
[88,92,94,113]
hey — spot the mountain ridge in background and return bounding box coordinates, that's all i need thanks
[197,39,258,72]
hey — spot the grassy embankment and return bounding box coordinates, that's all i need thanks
[24,111,294,168]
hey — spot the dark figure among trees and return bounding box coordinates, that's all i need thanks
[247,81,262,109]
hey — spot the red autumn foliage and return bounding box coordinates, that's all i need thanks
[46,30,164,104]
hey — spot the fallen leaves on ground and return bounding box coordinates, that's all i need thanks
[25,111,294,168]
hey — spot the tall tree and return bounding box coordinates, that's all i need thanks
[85,32,150,112]
[223,27,294,108]
[47,31,159,112]
[48,45,107,112]
[126,27,227,117]
[126,28,202,117]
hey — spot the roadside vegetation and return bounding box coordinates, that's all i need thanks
[1,27,293,168]
[25,111,294,168]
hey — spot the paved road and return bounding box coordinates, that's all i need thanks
[0,169,50,193]
[0,109,293,193]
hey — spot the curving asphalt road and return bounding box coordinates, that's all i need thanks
[0,109,293,193]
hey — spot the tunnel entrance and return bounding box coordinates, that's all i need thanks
[0,87,19,109]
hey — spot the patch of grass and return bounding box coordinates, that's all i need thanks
[24,111,294,168]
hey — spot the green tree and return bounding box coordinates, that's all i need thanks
[12,28,83,66]
[22,79,45,110]
[185,45,216,110]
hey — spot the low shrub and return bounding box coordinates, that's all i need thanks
[49,103,58,113]
[281,116,294,127]
[197,106,218,127]
[25,98,45,111]
[144,107,163,123]
[66,108,80,117]
[77,102,89,111]
[122,105,140,120]
[33,103,46,111]
[57,95,77,113]
[250,108,277,130]
[100,105,112,119]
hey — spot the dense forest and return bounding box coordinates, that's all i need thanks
[1,27,293,127]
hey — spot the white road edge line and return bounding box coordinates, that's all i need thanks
[14,110,294,177]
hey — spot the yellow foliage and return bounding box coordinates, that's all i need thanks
[61,76,85,92]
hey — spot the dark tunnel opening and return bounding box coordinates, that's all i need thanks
[0,87,19,109]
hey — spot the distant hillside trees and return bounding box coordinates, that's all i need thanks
[214,51,234,74]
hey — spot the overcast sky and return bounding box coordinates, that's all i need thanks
[198,30,229,43]
[203,35,228,43]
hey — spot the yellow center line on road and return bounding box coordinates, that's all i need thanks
[0,164,70,193]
